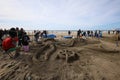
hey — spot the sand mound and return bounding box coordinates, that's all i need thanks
[0,38,120,80]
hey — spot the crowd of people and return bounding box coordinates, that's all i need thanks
[0,28,49,58]
[34,30,48,42]
[76,29,102,39]
[0,27,120,58]
[0,27,30,58]
[108,30,118,35]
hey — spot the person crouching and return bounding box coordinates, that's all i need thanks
[22,32,30,52]
[2,28,20,58]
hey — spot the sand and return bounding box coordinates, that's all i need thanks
[0,32,120,80]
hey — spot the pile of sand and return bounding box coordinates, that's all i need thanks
[0,37,120,80]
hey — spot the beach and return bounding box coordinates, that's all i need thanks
[0,31,120,80]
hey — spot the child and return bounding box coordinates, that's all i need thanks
[22,32,30,52]
[2,28,20,58]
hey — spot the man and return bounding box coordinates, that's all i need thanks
[2,28,20,58]
[113,31,119,51]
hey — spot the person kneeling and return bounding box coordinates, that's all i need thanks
[2,28,20,58]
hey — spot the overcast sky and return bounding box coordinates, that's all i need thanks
[0,0,120,30]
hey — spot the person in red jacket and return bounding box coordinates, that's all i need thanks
[2,28,20,58]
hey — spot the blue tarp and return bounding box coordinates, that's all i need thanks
[64,36,73,39]
[43,34,56,38]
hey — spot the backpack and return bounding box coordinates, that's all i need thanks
[2,37,18,51]
[2,37,12,51]
[23,36,28,42]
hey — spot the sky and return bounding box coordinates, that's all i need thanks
[0,0,120,30]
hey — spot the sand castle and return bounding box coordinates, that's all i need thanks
[0,31,120,80]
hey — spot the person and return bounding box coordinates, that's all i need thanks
[18,28,24,46]
[0,29,4,46]
[34,31,40,42]
[91,31,93,38]
[113,30,115,34]
[40,32,43,38]
[16,27,19,37]
[87,30,90,37]
[2,28,20,58]
[98,30,101,40]
[114,31,119,50]
[68,30,71,35]
[83,31,86,37]
[77,29,81,38]
[43,30,47,38]
[108,30,110,35]
[21,32,30,52]
[94,30,97,37]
